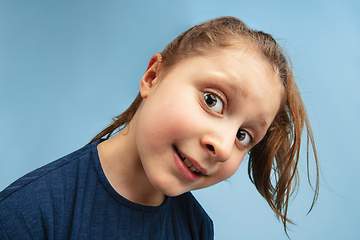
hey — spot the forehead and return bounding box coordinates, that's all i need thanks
[163,48,284,128]
[179,48,283,96]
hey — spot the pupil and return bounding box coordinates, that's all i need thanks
[205,93,217,107]
[237,130,245,140]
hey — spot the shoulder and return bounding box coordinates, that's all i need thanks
[171,192,214,239]
[0,141,100,239]
[0,142,95,202]
[173,192,211,217]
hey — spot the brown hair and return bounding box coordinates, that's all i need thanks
[89,16,319,235]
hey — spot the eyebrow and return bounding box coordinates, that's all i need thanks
[201,71,247,99]
[255,117,267,128]
[222,78,247,99]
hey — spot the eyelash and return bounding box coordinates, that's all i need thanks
[236,129,254,147]
[203,90,226,115]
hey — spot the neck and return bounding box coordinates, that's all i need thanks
[97,122,165,206]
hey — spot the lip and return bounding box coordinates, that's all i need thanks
[177,147,207,176]
[173,146,205,182]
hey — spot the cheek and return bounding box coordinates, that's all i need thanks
[136,95,200,148]
[214,153,245,182]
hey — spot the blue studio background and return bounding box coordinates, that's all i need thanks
[1,0,359,239]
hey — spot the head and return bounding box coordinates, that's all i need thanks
[90,16,319,234]
[135,47,283,197]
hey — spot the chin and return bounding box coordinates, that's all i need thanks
[159,186,185,197]
[154,181,188,197]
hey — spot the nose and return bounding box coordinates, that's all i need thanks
[200,131,234,162]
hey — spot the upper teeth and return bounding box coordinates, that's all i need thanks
[184,159,192,167]
[178,150,200,174]
[184,158,200,174]
[189,166,197,172]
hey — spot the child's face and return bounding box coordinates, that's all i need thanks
[135,49,284,197]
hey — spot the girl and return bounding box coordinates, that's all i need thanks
[0,16,319,239]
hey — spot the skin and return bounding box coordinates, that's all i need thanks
[97,48,284,206]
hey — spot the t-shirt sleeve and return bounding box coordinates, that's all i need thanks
[177,192,214,240]
[200,213,214,240]
[0,187,44,239]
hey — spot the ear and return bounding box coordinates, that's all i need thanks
[139,53,162,99]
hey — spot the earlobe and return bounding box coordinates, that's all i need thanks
[139,53,162,98]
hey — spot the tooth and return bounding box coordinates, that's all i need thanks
[190,166,197,172]
[183,159,192,167]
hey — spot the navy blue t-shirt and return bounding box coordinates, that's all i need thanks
[0,140,213,239]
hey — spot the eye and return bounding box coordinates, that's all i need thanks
[236,129,251,146]
[204,92,224,114]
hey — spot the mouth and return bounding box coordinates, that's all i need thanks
[174,146,203,175]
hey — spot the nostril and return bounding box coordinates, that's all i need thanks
[206,144,215,153]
